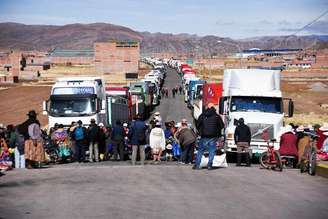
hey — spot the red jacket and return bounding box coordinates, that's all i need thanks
[279,132,298,156]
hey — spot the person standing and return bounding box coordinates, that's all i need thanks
[129,114,147,165]
[87,119,100,162]
[234,118,252,167]
[149,122,166,163]
[194,103,224,170]
[98,123,108,161]
[18,110,44,169]
[67,121,77,157]
[179,85,183,95]
[175,119,197,164]
[171,87,176,98]
[72,120,87,163]
[111,120,125,161]
[14,127,25,168]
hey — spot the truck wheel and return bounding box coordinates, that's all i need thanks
[259,152,269,169]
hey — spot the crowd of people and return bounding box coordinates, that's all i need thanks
[1,102,328,174]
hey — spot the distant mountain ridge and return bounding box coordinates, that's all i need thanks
[0,22,327,55]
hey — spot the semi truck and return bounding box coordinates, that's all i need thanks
[186,80,205,109]
[218,69,294,154]
[105,87,131,126]
[129,82,153,119]
[43,77,107,128]
[193,83,222,120]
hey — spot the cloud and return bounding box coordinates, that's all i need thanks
[259,20,272,25]
[215,20,234,26]
[280,20,328,34]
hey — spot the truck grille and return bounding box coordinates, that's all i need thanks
[247,123,274,141]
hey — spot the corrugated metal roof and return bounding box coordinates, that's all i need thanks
[48,49,94,57]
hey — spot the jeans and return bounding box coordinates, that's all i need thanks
[75,140,85,162]
[14,147,25,168]
[131,145,145,165]
[89,142,99,162]
[112,140,124,161]
[181,143,195,164]
[195,137,218,168]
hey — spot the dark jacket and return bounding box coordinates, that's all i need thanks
[17,118,41,140]
[87,123,100,143]
[234,124,251,144]
[111,124,125,141]
[129,119,147,145]
[196,108,224,138]
[176,127,197,146]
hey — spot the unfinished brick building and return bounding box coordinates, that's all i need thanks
[94,41,140,74]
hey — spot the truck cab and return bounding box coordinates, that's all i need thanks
[219,69,293,155]
[43,77,106,128]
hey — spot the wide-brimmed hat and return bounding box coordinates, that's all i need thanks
[123,123,128,127]
[154,112,160,115]
[323,131,328,136]
[0,123,4,129]
[27,110,37,118]
[181,118,187,124]
[98,123,104,127]
[319,123,328,131]
[296,125,304,132]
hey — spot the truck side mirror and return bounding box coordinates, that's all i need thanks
[288,99,294,118]
[42,100,48,115]
[219,97,224,115]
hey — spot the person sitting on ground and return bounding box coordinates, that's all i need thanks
[149,122,166,163]
[279,125,298,157]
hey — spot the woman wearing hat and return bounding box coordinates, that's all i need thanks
[279,125,298,159]
[316,123,328,151]
[149,122,165,163]
[17,110,44,168]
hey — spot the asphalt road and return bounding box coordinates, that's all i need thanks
[1,68,328,219]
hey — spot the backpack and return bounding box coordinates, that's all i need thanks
[28,123,42,140]
[74,127,84,141]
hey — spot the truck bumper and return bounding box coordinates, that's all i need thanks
[225,140,279,156]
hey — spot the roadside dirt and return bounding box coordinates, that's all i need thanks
[0,85,51,127]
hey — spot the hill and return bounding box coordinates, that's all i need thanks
[0,22,327,55]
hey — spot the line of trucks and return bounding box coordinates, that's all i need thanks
[43,57,294,156]
[167,59,294,155]
[42,58,167,130]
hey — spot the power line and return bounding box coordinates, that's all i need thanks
[275,8,328,49]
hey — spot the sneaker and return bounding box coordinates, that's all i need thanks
[192,165,200,170]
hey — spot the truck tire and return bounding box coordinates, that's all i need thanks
[308,148,316,176]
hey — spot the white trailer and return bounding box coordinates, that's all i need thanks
[43,77,107,128]
[219,69,293,155]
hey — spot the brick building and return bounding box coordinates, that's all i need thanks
[94,41,140,74]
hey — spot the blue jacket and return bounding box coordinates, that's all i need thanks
[129,120,147,145]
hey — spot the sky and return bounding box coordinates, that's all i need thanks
[0,0,327,39]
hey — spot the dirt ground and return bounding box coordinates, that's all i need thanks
[0,65,328,127]
[0,85,51,127]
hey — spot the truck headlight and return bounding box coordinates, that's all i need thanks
[227,133,234,139]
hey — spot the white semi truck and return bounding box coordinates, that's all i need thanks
[43,77,107,128]
[219,69,294,155]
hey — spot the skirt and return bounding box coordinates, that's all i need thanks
[24,139,45,162]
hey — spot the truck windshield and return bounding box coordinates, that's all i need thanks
[230,96,282,113]
[50,98,97,117]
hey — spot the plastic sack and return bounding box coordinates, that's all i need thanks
[172,142,181,157]
[200,154,228,168]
